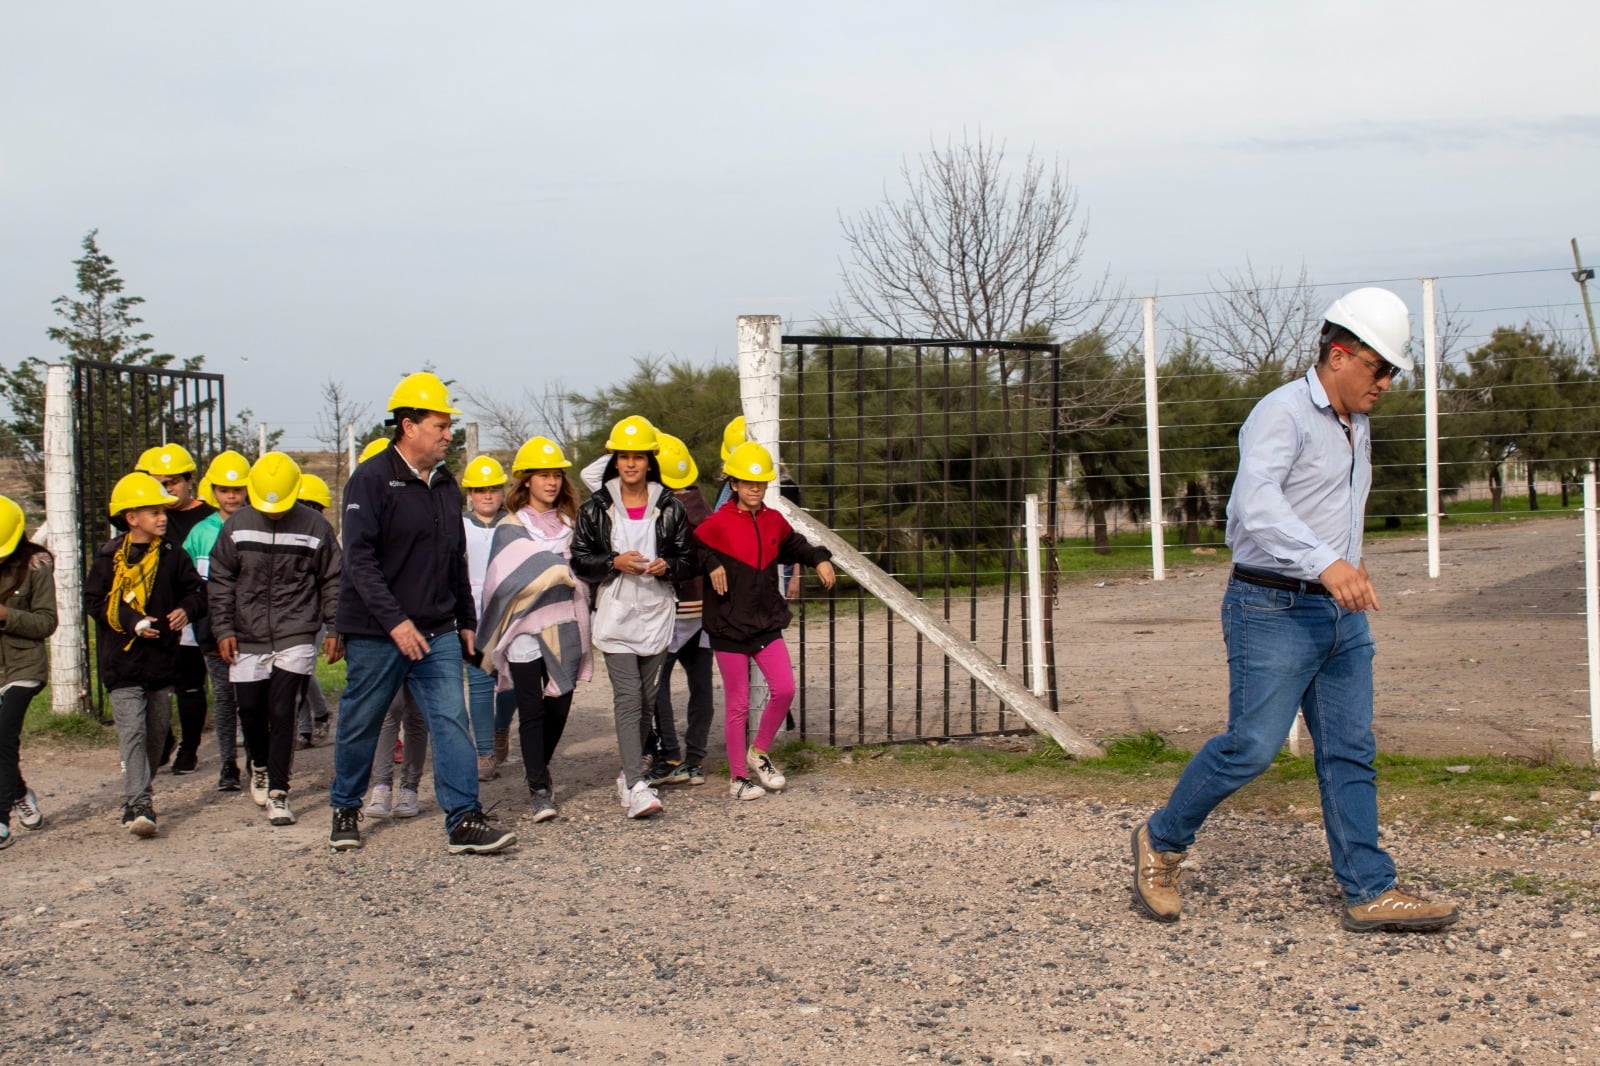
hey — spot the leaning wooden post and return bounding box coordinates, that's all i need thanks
[776,498,1102,757]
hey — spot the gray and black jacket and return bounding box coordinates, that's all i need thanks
[208,503,341,653]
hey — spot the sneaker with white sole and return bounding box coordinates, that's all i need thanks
[447,809,516,854]
[747,747,787,790]
[249,763,270,808]
[0,823,12,850]
[729,776,766,801]
[392,786,421,818]
[14,788,42,830]
[529,788,557,823]
[329,806,363,850]
[364,784,393,818]
[626,780,663,819]
[266,790,296,826]
[685,764,706,786]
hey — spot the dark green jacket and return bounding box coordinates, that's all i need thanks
[0,551,58,686]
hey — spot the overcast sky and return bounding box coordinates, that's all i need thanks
[3,1,1596,449]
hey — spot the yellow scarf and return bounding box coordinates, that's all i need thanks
[108,538,161,650]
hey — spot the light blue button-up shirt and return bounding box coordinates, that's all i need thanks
[1225,367,1369,581]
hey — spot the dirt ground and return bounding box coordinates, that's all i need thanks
[2,518,1598,1065]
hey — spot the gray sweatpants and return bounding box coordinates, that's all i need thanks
[369,686,428,792]
[111,685,173,805]
[205,652,239,769]
[605,651,667,789]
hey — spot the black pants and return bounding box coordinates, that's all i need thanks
[175,644,209,755]
[235,669,309,793]
[508,659,573,794]
[653,637,715,767]
[0,682,42,825]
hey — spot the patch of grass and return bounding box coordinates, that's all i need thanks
[22,694,114,746]
[793,733,1600,834]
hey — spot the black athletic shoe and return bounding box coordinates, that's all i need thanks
[447,810,517,854]
[217,763,241,792]
[172,747,199,775]
[124,801,157,838]
[329,807,364,851]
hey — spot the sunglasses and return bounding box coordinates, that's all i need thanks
[1332,343,1398,382]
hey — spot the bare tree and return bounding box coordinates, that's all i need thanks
[458,381,579,449]
[314,377,369,505]
[1186,262,1320,376]
[834,135,1119,343]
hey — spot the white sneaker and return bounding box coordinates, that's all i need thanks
[266,790,296,826]
[364,784,393,818]
[392,787,421,818]
[14,788,42,830]
[747,747,787,790]
[249,763,270,807]
[616,770,630,809]
[625,780,663,819]
[729,776,766,801]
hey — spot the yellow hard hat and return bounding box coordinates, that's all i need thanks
[204,450,252,491]
[298,474,333,510]
[656,433,698,490]
[386,371,463,416]
[109,472,179,517]
[149,443,197,477]
[134,446,166,474]
[248,452,302,514]
[723,440,776,483]
[359,439,390,464]
[512,436,572,472]
[604,414,659,453]
[720,415,747,461]
[198,478,216,508]
[0,495,24,557]
[461,455,508,489]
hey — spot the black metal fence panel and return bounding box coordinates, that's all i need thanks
[780,337,1061,745]
[72,360,226,714]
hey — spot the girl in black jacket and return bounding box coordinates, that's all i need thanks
[693,441,834,801]
[571,416,692,820]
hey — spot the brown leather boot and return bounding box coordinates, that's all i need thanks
[493,729,510,765]
[1131,822,1186,923]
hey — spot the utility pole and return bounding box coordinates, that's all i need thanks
[1573,238,1600,361]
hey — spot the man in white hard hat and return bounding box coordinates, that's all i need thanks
[1131,287,1459,934]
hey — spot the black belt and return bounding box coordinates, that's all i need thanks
[1231,566,1331,597]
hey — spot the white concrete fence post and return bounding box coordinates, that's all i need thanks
[44,364,88,715]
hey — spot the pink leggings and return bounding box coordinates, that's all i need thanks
[715,639,795,780]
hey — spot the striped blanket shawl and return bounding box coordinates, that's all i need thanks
[477,514,591,697]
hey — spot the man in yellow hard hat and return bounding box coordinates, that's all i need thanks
[329,371,515,854]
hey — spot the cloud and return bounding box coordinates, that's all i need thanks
[1226,114,1600,153]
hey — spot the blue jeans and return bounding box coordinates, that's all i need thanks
[1147,578,1396,904]
[331,633,481,834]
[465,660,497,757]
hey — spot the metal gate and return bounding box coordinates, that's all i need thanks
[780,336,1062,745]
[73,360,226,714]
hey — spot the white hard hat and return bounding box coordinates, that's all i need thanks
[1323,287,1413,372]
